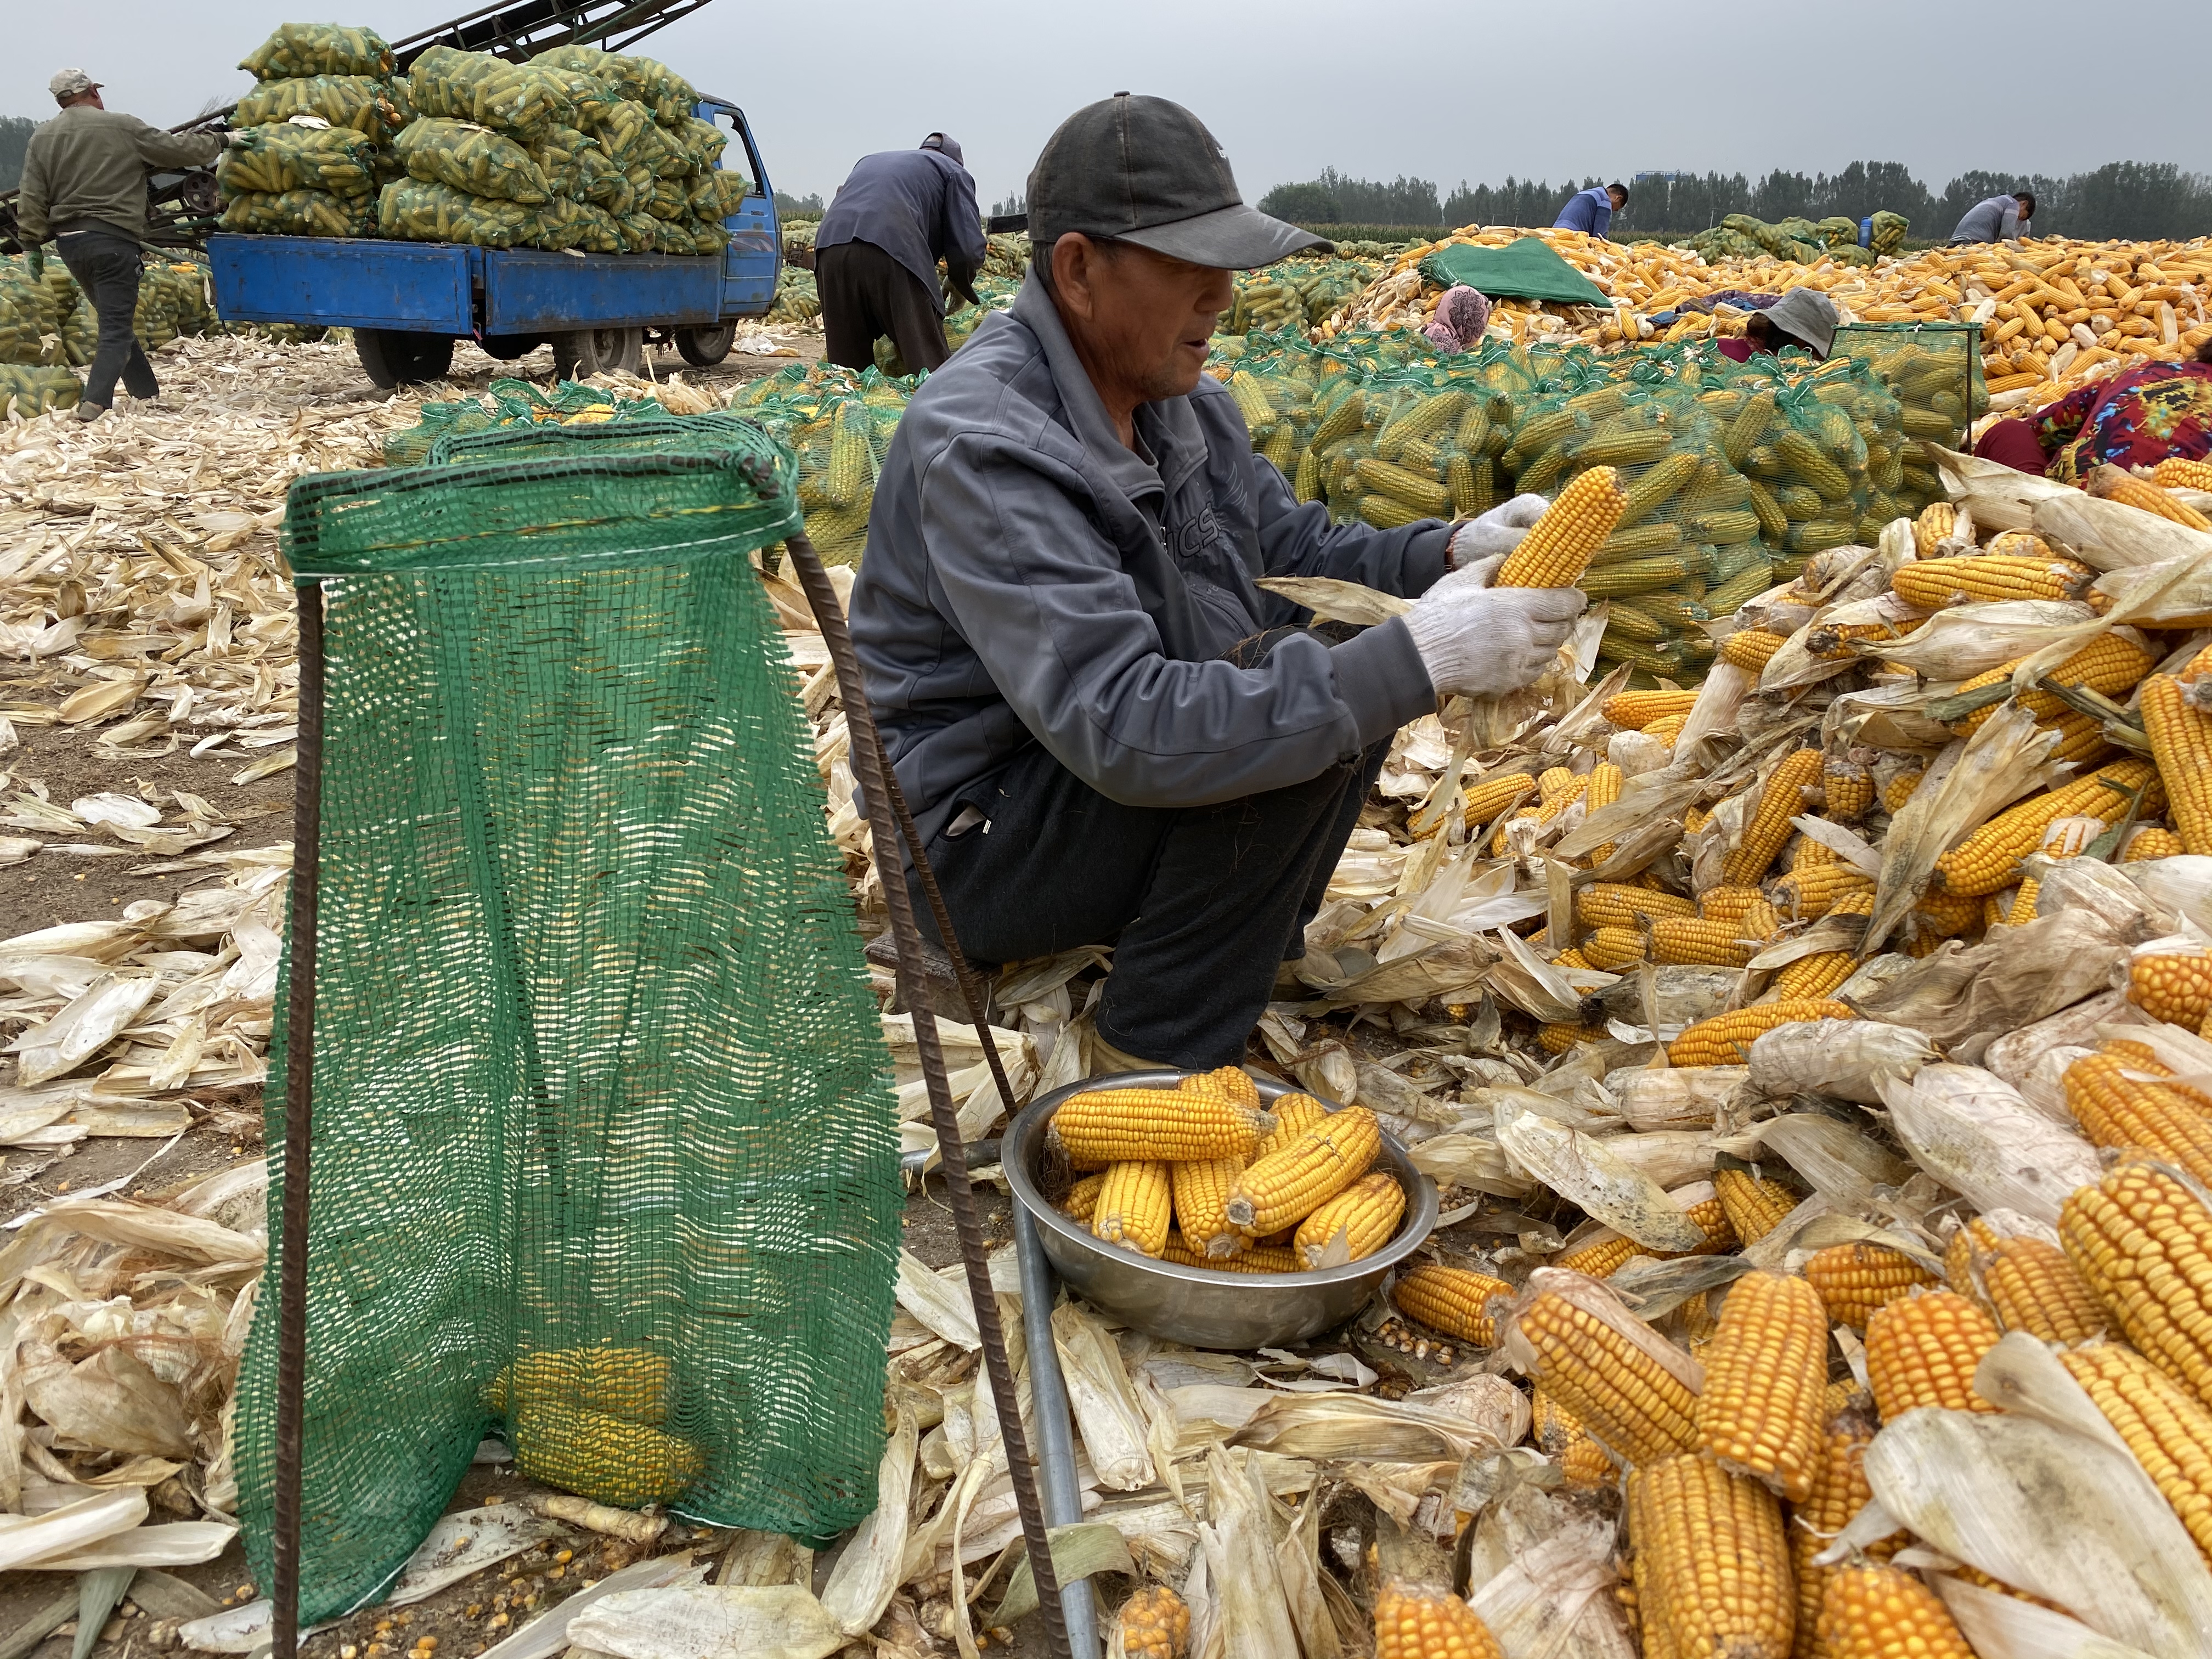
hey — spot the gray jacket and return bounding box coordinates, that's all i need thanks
[815,149,986,313]
[1950,194,2026,245]
[16,105,222,246]
[849,276,1451,846]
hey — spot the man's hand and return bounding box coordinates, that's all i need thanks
[1403,568,1585,699]
[26,246,43,279]
[1447,493,1549,571]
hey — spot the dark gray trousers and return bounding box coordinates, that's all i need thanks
[54,229,156,409]
[817,239,949,376]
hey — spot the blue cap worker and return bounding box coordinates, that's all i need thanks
[850,94,1582,1072]
[1554,182,1628,239]
[814,132,987,374]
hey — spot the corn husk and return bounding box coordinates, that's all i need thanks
[1493,1102,1705,1251]
[1873,600,2102,679]
[1849,909,2132,1064]
[1463,1479,1637,1659]
[1233,1389,1523,1462]
[1745,1018,1938,1104]
[1614,1066,1744,1130]
[1498,1267,1705,1395]
[565,1585,844,1659]
[1253,576,1412,627]
[816,1402,916,1635]
[893,1250,981,1351]
[1875,1065,2101,1226]
[2120,854,2212,938]
[2036,489,2212,571]
[1197,1444,1302,1659]
[1733,1113,1912,1209]
[1052,1301,1155,1491]
[1934,1576,2161,1659]
[1983,990,2144,1094]
[1273,1480,1342,1659]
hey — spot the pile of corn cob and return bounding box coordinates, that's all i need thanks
[728,360,918,563]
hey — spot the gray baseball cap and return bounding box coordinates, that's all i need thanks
[49,69,100,99]
[1027,94,1329,269]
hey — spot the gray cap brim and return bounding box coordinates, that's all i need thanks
[1116,202,1331,269]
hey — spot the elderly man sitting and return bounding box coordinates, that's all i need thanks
[850,94,1582,1071]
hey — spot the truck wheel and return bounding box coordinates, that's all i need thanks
[675,324,736,367]
[357,329,456,389]
[553,327,643,380]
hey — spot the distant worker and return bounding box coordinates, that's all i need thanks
[1950,190,2034,245]
[1554,182,1628,239]
[14,69,224,424]
[815,133,987,376]
[1717,289,1838,364]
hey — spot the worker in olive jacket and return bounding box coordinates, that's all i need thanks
[15,70,223,421]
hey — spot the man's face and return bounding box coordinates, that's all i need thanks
[1608,188,1627,212]
[1052,235,1236,405]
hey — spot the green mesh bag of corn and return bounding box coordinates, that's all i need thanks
[235,417,900,1623]
[1830,320,1986,461]
[404,46,575,142]
[732,363,918,564]
[393,118,553,204]
[1867,211,1910,258]
[669,116,728,174]
[240,22,394,79]
[218,122,382,199]
[222,187,377,238]
[531,44,697,127]
[234,75,404,143]
[378,179,538,248]
[614,211,664,255]
[687,170,750,221]
[0,364,82,416]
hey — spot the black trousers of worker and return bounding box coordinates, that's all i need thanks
[910,629,1389,1070]
[54,228,159,410]
[817,240,950,375]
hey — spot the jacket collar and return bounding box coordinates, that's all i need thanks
[1010,275,1209,506]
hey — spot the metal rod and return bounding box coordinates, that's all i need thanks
[780,534,1070,1659]
[271,579,325,1659]
[1013,1204,1103,1657]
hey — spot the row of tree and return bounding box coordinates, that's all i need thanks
[1256,160,2212,243]
[0,117,33,194]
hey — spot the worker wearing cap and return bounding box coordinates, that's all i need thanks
[1554,182,1629,240]
[15,71,223,422]
[851,94,1583,1072]
[1950,191,2034,246]
[815,133,987,375]
[1718,289,1839,363]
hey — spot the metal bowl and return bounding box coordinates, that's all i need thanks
[1003,1069,1438,1350]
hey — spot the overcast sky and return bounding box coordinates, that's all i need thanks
[12,0,2206,211]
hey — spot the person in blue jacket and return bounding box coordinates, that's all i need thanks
[1554,182,1628,238]
[815,133,987,374]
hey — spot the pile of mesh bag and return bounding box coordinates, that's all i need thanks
[1224,256,1382,336]
[218,24,748,255]
[0,250,229,415]
[1679,213,1884,269]
[729,362,919,564]
[382,375,681,463]
[767,267,820,325]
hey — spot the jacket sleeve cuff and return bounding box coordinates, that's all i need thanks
[1404,524,1453,597]
[1330,617,1437,748]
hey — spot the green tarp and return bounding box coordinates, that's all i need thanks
[1416,237,1609,307]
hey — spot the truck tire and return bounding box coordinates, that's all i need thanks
[553,327,643,380]
[675,324,736,367]
[357,329,456,389]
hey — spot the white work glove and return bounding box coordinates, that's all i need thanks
[1403,563,1585,699]
[1446,493,1549,571]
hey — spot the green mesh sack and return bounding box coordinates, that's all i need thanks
[670,116,728,175]
[735,364,917,564]
[394,119,553,204]
[222,187,377,238]
[0,261,61,365]
[589,99,662,167]
[404,46,574,140]
[381,397,496,465]
[240,22,394,80]
[1831,320,1986,459]
[767,268,820,325]
[378,179,538,248]
[238,419,901,1623]
[218,123,382,199]
[0,362,81,415]
[687,170,750,221]
[531,46,695,127]
[234,75,404,143]
[536,67,620,135]
[642,175,690,221]
[1815,217,1861,249]
[1869,211,1910,257]
[614,211,664,254]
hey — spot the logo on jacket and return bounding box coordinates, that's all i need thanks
[1170,505,1223,562]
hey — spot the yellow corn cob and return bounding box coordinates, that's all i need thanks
[1577,882,1699,929]
[1550,947,1592,970]
[1185,1064,1262,1108]
[1822,757,1874,820]
[1650,917,1764,967]
[1694,1270,1828,1502]
[1604,689,1701,730]
[1559,1437,1616,1487]
[1516,1289,1700,1465]
[1462,772,1537,827]
[1225,370,1273,428]
[485,1345,672,1424]
[823,401,872,509]
[1618,452,1704,528]
[2062,1162,2212,1408]
[1113,1585,1191,1659]
[1093,1160,1173,1258]
[1700,884,1770,924]
[1714,1168,1800,1246]
[1061,1172,1105,1224]
[1495,465,1628,588]
[2140,674,2212,854]
[1668,999,1854,1067]
[1804,1243,1938,1334]
[1159,1232,1300,1273]
[1628,1452,1794,1659]
[2094,465,2212,531]
[1646,713,1690,746]
[1538,1020,1607,1052]
[1892,552,2096,608]
[1912,499,1957,556]
[1951,634,2156,734]
[1051,1083,1272,1167]
[1865,1290,2002,1419]
[1393,1263,1516,1346]
[1582,927,1649,971]
[1558,1232,1641,1279]
[1986,529,2056,558]
[1294,1171,1404,1268]
[1785,832,1841,871]
[1355,457,1452,515]
[1253,1092,1331,1163]
[1717,629,1787,675]
[1933,759,2163,896]
[2125,825,2187,862]
[1359,494,1424,530]
[2154,457,2212,492]
[1791,1402,1896,1657]
[1171,1155,1250,1259]
[1595,522,1687,564]
[1770,861,1876,921]
[1944,1215,2003,1295]
[1815,1562,1976,1659]
[1881,767,1924,813]
[1778,429,1853,500]
[1911,889,1983,939]
[1723,748,1827,885]
[1539,765,1578,800]
[2127,950,2212,1026]
[1981,1235,2108,1342]
[2057,1342,2212,1563]
[1583,761,1626,861]
[1374,1582,1505,1659]
[1226,1105,1380,1234]
[511,1401,704,1508]
[2065,1049,2212,1184]
[1531,1385,1585,1454]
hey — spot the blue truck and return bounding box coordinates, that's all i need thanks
[205,97,781,388]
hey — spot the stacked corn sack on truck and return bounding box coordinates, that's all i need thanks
[205,22,780,387]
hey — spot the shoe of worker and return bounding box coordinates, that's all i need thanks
[71,402,107,423]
